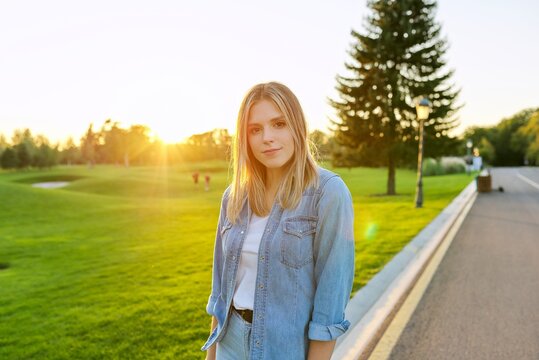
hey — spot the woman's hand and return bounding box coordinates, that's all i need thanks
[205,347,216,360]
[205,316,218,360]
[307,340,336,360]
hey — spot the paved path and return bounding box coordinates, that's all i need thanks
[381,168,539,360]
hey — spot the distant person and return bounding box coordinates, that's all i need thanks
[202,82,355,359]
[192,172,200,186]
[205,174,211,192]
[472,148,483,171]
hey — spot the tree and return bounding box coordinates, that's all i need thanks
[80,124,98,168]
[11,128,34,147]
[11,128,36,169]
[125,124,152,166]
[60,137,81,165]
[0,147,18,169]
[330,0,460,194]
[99,119,126,165]
[179,129,231,162]
[0,134,7,155]
[462,107,538,166]
[496,108,536,166]
[461,126,496,153]
[477,137,495,165]
[32,134,58,169]
[14,143,31,169]
[97,120,156,166]
[34,143,58,169]
[515,110,539,165]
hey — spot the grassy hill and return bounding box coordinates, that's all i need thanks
[0,163,472,359]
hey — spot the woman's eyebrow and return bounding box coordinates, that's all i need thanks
[248,115,285,126]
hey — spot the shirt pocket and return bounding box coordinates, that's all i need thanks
[280,216,318,269]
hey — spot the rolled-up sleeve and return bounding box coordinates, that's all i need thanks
[308,318,351,340]
[308,176,355,341]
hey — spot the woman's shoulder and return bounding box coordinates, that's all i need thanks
[221,185,232,204]
[317,166,338,183]
[315,167,348,193]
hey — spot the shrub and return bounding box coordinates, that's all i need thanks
[440,157,466,174]
[423,158,443,176]
[423,157,466,176]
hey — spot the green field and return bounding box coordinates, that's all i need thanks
[0,163,473,359]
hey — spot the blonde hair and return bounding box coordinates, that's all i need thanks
[227,82,319,223]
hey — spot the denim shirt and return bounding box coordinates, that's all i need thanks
[202,168,355,359]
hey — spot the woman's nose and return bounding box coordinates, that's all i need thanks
[262,127,274,143]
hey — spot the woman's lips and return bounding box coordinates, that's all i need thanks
[263,148,281,155]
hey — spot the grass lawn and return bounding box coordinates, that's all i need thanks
[0,162,473,359]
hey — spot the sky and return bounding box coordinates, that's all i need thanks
[1,0,538,145]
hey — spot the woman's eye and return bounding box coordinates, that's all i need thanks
[274,121,286,128]
[250,127,261,135]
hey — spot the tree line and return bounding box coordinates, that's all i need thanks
[462,107,539,166]
[1,107,537,171]
[0,129,59,169]
[314,107,539,168]
[0,120,232,169]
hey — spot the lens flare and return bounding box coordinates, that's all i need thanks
[365,223,378,240]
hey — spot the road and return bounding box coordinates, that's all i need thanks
[379,168,539,360]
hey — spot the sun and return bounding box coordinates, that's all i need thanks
[151,125,191,144]
[149,120,233,144]
[149,122,211,144]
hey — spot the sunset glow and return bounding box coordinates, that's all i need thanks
[1,1,538,145]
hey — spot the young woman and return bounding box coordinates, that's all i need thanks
[202,82,355,360]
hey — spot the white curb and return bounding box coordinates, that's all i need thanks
[332,180,478,360]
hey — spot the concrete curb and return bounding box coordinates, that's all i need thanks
[332,180,478,360]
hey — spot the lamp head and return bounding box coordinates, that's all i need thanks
[415,97,432,120]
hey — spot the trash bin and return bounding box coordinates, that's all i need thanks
[476,170,492,193]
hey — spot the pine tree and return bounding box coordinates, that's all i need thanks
[0,147,18,169]
[330,0,460,195]
[81,124,98,168]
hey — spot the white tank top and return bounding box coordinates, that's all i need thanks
[233,213,269,310]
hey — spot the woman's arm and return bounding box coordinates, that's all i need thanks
[205,316,218,360]
[308,176,355,345]
[202,188,231,354]
[307,340,336,360]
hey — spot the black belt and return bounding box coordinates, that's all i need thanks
[232,305,253,323]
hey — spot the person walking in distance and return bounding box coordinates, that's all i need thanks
[202,82,355,359]
[205,174,211,192]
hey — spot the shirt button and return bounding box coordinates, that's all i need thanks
[259,284,264,289]
[256,340,260,346]
[232,256,236,260]
[240,231,244,234]
[260,256,265,261]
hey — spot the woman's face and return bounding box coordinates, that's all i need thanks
[247,99,295,175]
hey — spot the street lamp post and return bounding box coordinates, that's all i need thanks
[415,97,432,208]
[466,140,473,175]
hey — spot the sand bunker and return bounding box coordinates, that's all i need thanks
[32,181,69,189]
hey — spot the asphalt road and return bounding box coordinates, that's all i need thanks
[387,168,539,360]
